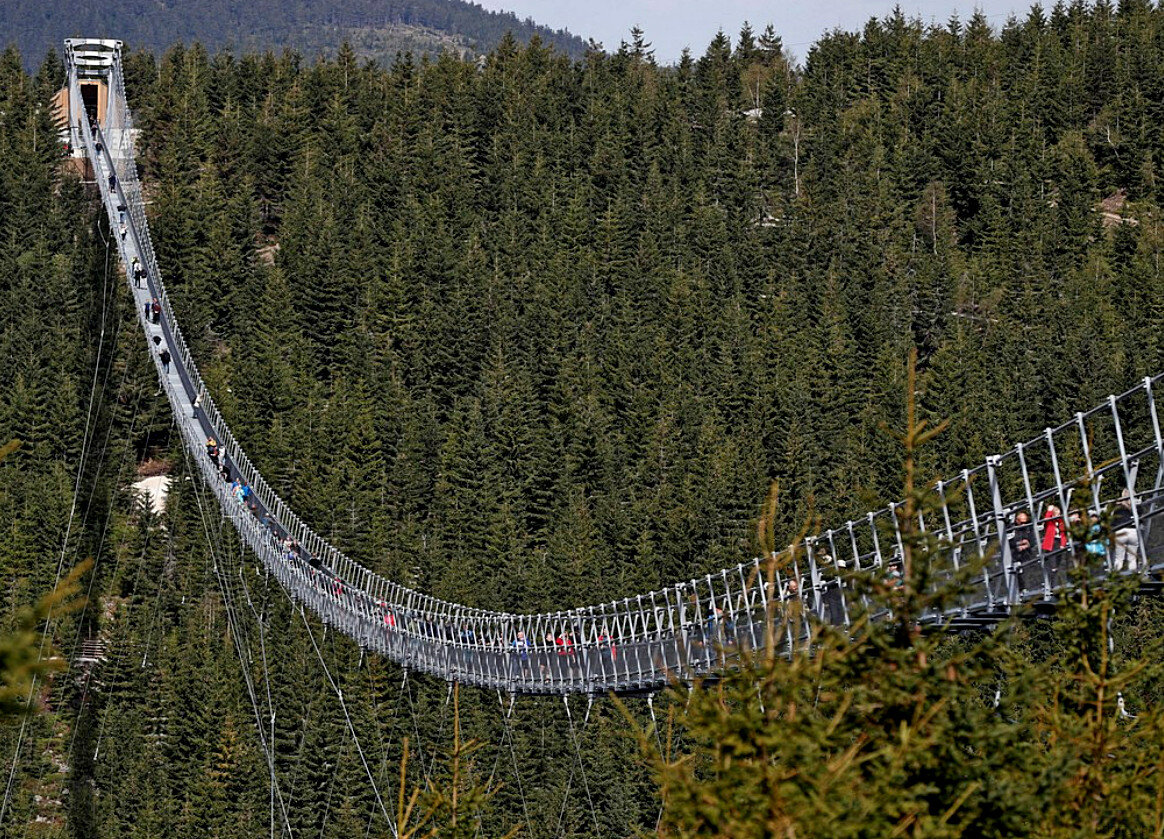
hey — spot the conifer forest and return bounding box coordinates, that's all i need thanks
[7,3,1164,836]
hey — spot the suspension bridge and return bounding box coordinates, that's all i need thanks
[63,38,1164,700]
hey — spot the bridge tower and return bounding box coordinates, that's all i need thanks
[53,39,121,178]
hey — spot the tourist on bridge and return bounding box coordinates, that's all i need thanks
[1041,504,1068,553]
[131,257,142,287]
[819,553,847,625]
[1009,511,1036,593]
[597,628,617,678]
[553,631,579,681]
[510,631,533,681]
[705,606,725,647]
[150,297,161,324]
[1112,490,1140,572]
[1085,517,1107,559]
[119,221,127,241]
[206,437,219,466]
[159,347,171,374]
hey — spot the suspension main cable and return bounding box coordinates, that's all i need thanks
[299,606,399,839]
[67,347,142,765]
[498,691,531,831]
[475,700,517,839]
[91,379,170,764]
[180,441,295,837]
[236,553,280,839]
[214,509,294,838]
[362,657,405,839]
[422,682,455,791]
[0,216,116,830]
[556,696,600,838]
[216,509,293,839]
[400,672,431,789]
[647,693,665,833]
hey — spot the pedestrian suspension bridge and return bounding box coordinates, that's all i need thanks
[64,39,1164,699]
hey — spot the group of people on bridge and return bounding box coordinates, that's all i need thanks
[1009,493,1140,593]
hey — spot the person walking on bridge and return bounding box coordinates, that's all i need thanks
[1009,510,1036,594]
[1041,504,1068,553]
[1112,490,1140,572]
[511,631,532,681]
[159,347,171,374]
[150,298,161,325]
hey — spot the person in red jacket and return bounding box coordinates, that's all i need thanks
[554,632,579,680]
[1041,504,1068,552]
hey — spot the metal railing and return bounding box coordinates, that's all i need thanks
[65,41,1164,696]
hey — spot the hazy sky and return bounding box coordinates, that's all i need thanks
[475,0,1022,63]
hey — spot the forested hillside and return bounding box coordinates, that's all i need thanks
[1,0,589,68]
[4,1,1164,835]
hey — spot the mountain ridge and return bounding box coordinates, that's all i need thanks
[1,0,591,66]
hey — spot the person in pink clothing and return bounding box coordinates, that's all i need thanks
[1041,504,1068,552]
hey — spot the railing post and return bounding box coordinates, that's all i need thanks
[1109,394,1145,575]
[1045,427,1071,537]
[789,545,812,646]
[889,502,906,565]
[867,512,884,567]
[963,469,995,610]
[826,530,851,626]
[1015,443,1051,598]
[805,538,824,621]
[1076,411,1102,517]
[847,522,871,614]
[1145,377,1164,498]
[986,455,1017,606]
[732,563,753,647]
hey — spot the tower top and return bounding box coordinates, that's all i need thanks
[64,39,122,76]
